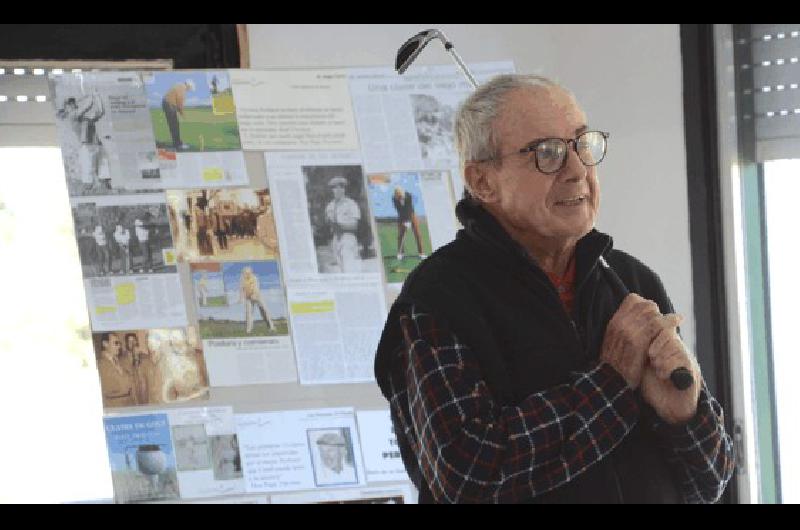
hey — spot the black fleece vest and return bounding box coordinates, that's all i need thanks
[374,200,683,504]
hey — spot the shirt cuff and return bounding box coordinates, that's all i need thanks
[651,388,721,450]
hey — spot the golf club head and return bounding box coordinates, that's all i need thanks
[395,29,444,75]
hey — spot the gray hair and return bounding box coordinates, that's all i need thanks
[454,74,567,194]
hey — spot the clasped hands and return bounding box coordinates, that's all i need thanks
[600,294,702,425]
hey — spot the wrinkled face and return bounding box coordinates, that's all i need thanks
[479,86,600,246]
[319,444,345,473]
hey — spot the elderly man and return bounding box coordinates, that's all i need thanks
[324,176,362,273]
[314,431,356,485]
[162,79,195,151]
[373,74,735,504]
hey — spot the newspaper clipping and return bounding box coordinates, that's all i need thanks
[235,408,365,493]
[51,71,163,196]
[83,272,187,331]
[229,68,359,151]
[189,260,297,386]
[266,151,387,384]
[166,407,246,499]
[143,70,248,188]
[286,283,385,384]
[355,409,410,483]
[70,193,186,331]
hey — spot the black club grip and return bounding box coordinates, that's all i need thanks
[669,366,694,391]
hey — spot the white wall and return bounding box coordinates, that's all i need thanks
[247,23,696,351]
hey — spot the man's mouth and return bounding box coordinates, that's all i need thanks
[555,194,588,206]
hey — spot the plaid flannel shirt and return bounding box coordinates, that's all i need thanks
[387,305,735,504]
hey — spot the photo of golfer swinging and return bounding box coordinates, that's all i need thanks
[54,85,112,196]
[190,261,289,339]
[145,71,242,157]
[366,172,433,284]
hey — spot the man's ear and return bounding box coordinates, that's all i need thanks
[464,162,499,203]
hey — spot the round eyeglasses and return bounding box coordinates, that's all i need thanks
[477,130,610,175]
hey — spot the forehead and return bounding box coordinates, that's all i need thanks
[494,86,587,144]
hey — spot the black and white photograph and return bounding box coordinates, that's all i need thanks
[210,434,243,481]
[409,93,459,165]
[72,202,176,278]
[307,427,358,487]
[302,165,379,274]
[52,72,163,196]
[172,424,212,472]
[54,86,113,196]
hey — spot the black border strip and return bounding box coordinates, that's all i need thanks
[0,24,241,69]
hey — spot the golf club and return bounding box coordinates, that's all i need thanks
[394,29,695,391]
[395,29,478,88]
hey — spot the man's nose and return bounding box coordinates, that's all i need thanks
[561,143,587,182]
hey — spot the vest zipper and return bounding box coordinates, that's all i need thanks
[539,278,584,353]
[570,319,584,350]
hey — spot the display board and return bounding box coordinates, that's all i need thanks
[49,61,515,503]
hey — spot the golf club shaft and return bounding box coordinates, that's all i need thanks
[444,44,478,88]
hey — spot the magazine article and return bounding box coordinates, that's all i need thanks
[265,151,386,384]
[229,68,359,151]
[235,408,365,493]
[189,261,297,386]
[142,70,248,188]
[51,71,163,196]
[103,412,180,503]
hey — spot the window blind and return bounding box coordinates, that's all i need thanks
[0,66,60,145]
[739,24,800,161]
